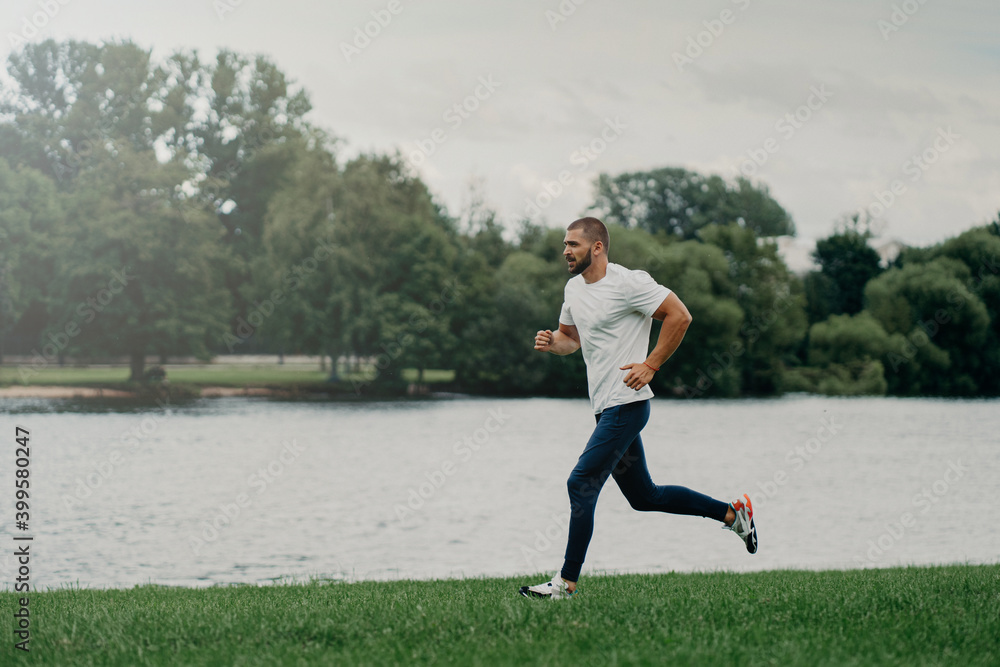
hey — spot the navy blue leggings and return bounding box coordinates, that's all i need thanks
[560,399,729,582]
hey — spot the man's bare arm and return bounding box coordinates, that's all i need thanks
[620,292,692,390]
[534,323,581,355]
[645,291,692,368]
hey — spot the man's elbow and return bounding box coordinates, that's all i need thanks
[678,309,693,330]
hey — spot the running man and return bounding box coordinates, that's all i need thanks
[519,217,757,600]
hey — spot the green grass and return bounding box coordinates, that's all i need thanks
[1,565,996,665]
[401,368,455,383]
[0,365,455,388]
[1,366,133,385]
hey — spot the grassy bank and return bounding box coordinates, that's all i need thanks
[1,565,997,666]
[0,365,455,389]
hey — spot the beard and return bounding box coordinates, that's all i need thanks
[568,248,593,275]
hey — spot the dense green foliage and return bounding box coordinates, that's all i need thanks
[805,223,884,322]
[2,39,998,397]
[1,565,996,665]
[593,167,795,239]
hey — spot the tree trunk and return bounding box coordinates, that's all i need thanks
[327,351,339,381]
[129,351,145,382]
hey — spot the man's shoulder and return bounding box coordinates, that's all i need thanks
[608,263,657,287]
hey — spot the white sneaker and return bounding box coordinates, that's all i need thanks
[518,573,576,600]
[723,493,758,554]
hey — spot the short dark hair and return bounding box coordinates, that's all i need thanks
[567,217,610,252]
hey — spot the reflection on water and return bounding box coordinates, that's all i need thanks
[2,394,998,589]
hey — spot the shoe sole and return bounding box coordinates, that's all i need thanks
[742,494,757,554]
[746,517,758,554]
[518,586,574,599]
[518,586,547,599]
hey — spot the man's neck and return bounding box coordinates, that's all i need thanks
[581,261,609,284]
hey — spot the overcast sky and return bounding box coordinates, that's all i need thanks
[4,0,998,245]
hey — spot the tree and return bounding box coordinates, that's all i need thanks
[805,216,883,322]
[592,167,794,240]
[263,152,461,392]
[698,224,808,395]
[187,49,315,329]
[807,312,893,368]
[1,39,325,373]
[1,40,196,184]
[453,250,579,394]
[889,224,1000,394]
[337,155,461,390]
[864,258,990,395]
[1,40,235,379]
[245,131,341,362]
[0,159,65,363]
[784,311,895,396]
[1,39,316,351]
[50,144,231,380]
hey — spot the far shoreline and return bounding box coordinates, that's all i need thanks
[0,385,280,399]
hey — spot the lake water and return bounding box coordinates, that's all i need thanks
[2,394,998,590]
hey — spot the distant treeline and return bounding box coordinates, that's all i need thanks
[1,39,998,397]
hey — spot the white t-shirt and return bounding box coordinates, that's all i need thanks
[559,263,672,414]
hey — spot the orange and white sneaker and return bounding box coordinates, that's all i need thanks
[725,494,757,554]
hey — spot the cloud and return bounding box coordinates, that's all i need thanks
[1,0,996,245]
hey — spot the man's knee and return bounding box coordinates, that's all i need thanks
[567,471,587,497]
[615,474,657,511]
[567,471,601,504]
[624,494,655,512]
[613,451,641,476]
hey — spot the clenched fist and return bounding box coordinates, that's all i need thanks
[534,329,554,351]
